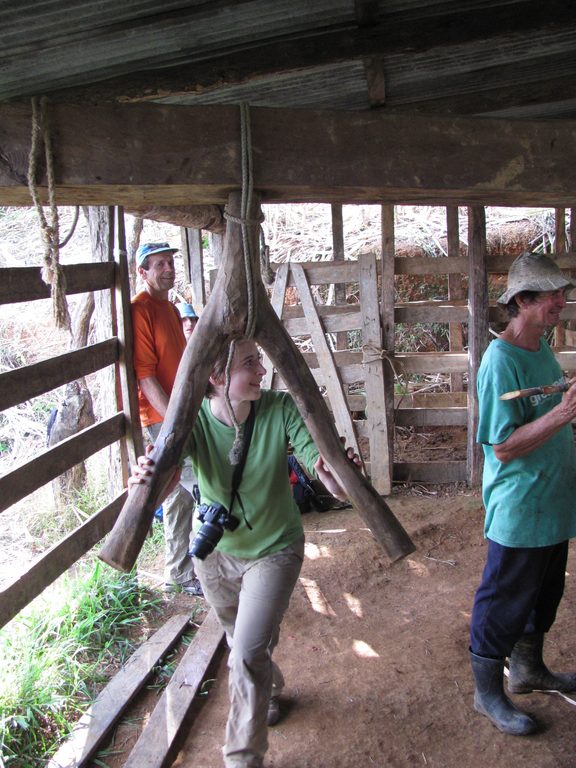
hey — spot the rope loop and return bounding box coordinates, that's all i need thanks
[362,343,407,392]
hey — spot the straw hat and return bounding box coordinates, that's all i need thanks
[497,251,573,305]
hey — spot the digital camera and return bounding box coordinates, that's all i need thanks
[188,503,240,560]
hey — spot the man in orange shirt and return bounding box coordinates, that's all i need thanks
[132,242,202,596]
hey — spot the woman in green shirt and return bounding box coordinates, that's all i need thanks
[131,336,357,768]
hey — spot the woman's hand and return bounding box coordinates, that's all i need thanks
[314,443,361,502]
[127,444,182,500]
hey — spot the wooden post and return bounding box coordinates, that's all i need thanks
[555,208,567,346]
[467,206,488,487]
[261,262,289,391]
[447,206,465,392]
[113,206,144,476]
[181,227,206,309]
[380,204,395,487]
[331,204,348,351]
[360,252,390,494]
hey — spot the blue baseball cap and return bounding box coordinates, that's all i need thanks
[176,302,199,320]
[136,242,178,267]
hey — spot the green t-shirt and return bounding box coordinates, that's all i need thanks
[477,337,576,547]
[185,389,320,559]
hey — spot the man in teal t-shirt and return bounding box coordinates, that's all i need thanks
[469,252,576,737]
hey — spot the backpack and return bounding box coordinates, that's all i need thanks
[288,455,350,514]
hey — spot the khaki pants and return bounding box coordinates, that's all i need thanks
[193,536,304,768]
[146,423,196,585]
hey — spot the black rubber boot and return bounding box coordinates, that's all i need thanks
[469,650,537,736]
[508,633,576,694]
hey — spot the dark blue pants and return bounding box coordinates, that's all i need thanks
[470,538,568,658]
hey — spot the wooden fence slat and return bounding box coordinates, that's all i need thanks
[0,413,125,514]
[47,614,192,768]
[122,610,224,768]
[0,492,126,629]
[359,252,390,494]
[0,262,115,304]
[262,262,289,390]
[0,338,119,412]
[291,263,363,464]
[393,461,467,483]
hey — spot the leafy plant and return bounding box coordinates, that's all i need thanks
[0,563,162,766]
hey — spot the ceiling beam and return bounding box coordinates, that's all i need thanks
[2,102,576,206]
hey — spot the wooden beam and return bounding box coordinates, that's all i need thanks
[360,252,390,494]
[0,261,115,304]
[0,413,125,514]
[447,206,465,391]
[393,461,467,484]
[113,207,144,470]
[467,206,488,487]
[291,263,364,465]
[0,492,125,629]
[0,338,118,411]
[261,262,289,390]
[3,103,576,205]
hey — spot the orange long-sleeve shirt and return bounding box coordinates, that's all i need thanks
[131,292,186,427]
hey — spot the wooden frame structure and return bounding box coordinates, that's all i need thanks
[1,102,576,630]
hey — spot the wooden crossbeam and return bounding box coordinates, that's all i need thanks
[2,103,576,205]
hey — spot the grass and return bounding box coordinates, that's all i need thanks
[0,562,163,767]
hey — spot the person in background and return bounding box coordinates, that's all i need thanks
[132,242,202,597]
[469,251,576,736]
[176,301,199,340]
[129,335,360,768]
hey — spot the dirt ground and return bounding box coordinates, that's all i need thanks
[94,486,576,768]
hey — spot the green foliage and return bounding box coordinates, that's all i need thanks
[0,563,162,766]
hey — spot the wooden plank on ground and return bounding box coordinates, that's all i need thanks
[291,263,363,462]
[359,252,391,494]
[123,609,224,768]
[262,262,289,390]
[47,614,192,768]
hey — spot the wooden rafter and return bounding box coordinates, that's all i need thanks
[3,103,576,206]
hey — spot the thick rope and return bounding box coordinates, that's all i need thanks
[223,103,264,460]
[27,97,71,331]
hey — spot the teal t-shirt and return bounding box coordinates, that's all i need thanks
[185,390,320,559]
[477,337,576,547]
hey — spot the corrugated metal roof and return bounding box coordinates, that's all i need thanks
[0,0,574,119]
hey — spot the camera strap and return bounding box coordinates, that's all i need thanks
[229,401,256,529]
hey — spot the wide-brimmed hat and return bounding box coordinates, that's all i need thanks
[497,251,573,305]
[136,242,178,267]
[176,302,198,320]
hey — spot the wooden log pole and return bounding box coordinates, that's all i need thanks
[100,190,415,572]
[254,293,415,563]
[99,193,251,571]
